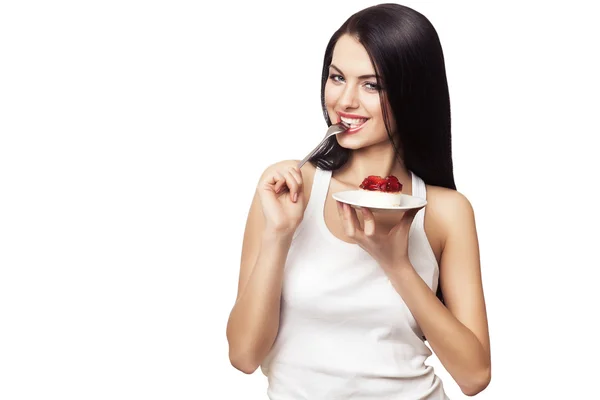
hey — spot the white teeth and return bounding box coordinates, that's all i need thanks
[340,116,368,125]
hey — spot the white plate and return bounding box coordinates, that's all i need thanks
[332,190,427,212]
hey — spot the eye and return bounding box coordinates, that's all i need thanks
[329,74,345,83]
[364,82,381,91]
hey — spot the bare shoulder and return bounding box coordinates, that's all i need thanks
[422,185,476,262]
[426,185,474,211]
[426,185,475,230]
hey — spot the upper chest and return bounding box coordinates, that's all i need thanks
[316,176,444,264]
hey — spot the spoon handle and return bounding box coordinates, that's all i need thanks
[297,124,346,169]
[297,137,328,169]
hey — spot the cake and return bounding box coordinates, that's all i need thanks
[358,175,403,207]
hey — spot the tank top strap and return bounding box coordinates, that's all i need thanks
[410,171,427,229]
[304,167,332,220]
[292,167,332,241]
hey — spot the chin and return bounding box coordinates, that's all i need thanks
[335,137,365,150]
[336,135,385,151]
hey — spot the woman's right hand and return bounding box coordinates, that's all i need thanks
[257,164,305,236]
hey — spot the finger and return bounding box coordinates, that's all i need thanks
[343,203,363,239]
[288,166,303,188]
[273,171,287,193]
[262,172,280,192]
[402,208,420,225]
[336,201,350,228]
[360,207,376,237]
[284,170,300,202]
[347,204,362,229]
[340,203,355,237]
[288,167,304,202]
[336,200,343,215]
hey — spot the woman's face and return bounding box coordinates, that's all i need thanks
[324,34,395,150]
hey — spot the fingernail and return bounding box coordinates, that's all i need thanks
[293,193,298,202]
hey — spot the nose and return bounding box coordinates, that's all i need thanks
[338,83,359,109]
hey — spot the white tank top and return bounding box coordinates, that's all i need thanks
[261,167,449,400]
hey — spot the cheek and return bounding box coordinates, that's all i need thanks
[364,96,384,119]
[324,82,340,109]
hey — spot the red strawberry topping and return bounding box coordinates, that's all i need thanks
[359,175,403,193]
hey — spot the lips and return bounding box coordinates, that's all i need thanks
[337,113,370,133]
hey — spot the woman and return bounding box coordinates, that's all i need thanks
[226,3,491,399]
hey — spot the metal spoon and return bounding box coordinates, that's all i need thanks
[297,123,347,169]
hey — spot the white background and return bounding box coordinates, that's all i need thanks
[1,0,599,399]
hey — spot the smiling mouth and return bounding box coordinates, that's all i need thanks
[340,116,369,129]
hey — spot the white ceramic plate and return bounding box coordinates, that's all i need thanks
[332,190,427,212]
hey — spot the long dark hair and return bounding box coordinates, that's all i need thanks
[310,3,454,305]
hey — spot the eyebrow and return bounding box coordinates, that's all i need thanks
[329,64,377,80]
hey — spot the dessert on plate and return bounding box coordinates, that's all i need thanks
[358,175,403,207]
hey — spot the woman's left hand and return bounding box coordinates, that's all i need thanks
[335,201,423,271]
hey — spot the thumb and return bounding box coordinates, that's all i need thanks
[401,207,420,226]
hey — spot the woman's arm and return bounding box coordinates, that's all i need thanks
[226,161,306,374]
[386,190,491,396]
[226,216,292,373]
